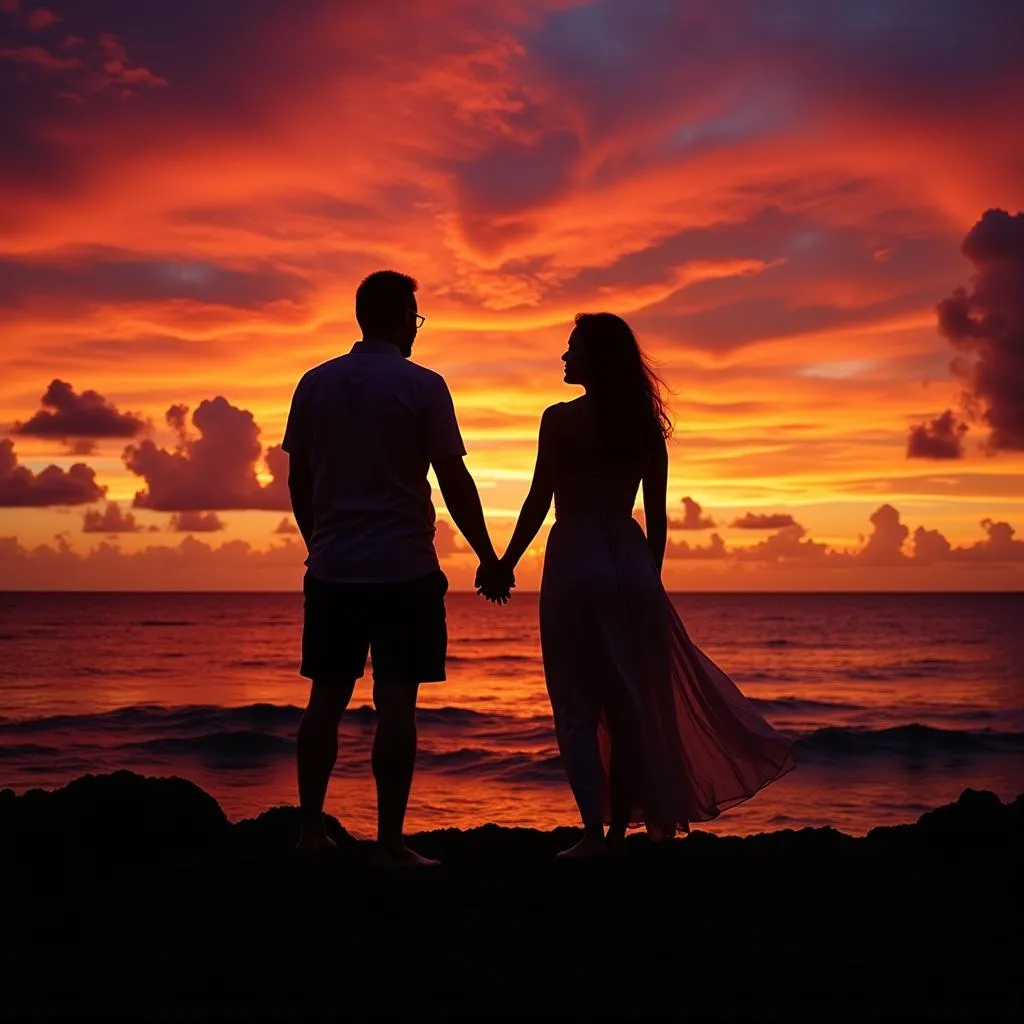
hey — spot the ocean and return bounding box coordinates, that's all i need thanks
[1,591,1021,836]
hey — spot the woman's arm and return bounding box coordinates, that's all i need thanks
[500,406,559,572]
[642,435,668,573]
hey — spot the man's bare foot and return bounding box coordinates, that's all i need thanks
[556,834,608,859]
[372,842,440,868]
[295,830,337,853]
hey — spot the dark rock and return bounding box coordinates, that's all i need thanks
[231,805,354,855]
[867,786,1020,849]
[3,770,229,865]
[0,774,1020,1017]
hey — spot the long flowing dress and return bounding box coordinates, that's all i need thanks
[539,402,796,835]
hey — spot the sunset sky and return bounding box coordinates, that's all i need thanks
[2,0,1023,590]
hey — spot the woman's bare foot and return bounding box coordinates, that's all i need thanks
[556,833,608,859]
[372,842,440,868]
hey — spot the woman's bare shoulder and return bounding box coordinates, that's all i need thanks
[547,396,589,418]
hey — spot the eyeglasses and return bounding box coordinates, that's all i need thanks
[414,314,426,329]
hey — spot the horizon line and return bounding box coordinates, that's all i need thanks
[1,589,1021,597]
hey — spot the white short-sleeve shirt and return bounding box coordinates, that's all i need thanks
[282,340,466,583]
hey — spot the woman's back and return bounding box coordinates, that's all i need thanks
[550,396,647,524]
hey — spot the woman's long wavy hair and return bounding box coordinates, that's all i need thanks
[572,312,672,461]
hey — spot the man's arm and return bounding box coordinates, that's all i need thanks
[433,455,498,568]
[288,452,315,549]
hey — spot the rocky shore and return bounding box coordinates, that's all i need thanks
[1,772,1020,1018]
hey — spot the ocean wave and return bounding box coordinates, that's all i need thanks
[0,703,303,736]
[795,724,1024,758]
[123,730,294,760]
[446,654,534,664]
[751,697,862,713]
[226,659,296,670]
[451,636,532,645]
[3,704,1022,778]
[0,702,537,738]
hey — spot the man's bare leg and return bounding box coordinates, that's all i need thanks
[296,678,355,851]
[371,680,438,867]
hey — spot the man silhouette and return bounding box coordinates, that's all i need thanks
[283,270,510,866]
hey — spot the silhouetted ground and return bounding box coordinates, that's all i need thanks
[0,772,1020,1019]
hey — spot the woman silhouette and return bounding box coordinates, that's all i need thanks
[487,313,796,856]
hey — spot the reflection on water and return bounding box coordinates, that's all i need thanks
[1,591,1021,835]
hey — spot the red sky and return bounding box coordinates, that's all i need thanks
[2,0,1024,590]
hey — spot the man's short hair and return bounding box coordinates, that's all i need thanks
[355,270,418,334]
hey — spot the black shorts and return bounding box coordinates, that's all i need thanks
[300,570,448,684]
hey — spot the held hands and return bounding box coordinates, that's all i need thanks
[475,556,515,605]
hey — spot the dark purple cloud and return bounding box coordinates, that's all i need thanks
[912,525,952,563]
[82,501,140,532]
[0,0,172,193]
[937,208,1024,452]
[0,530,305,590]
[528,0,1024,147]
[124,398,288,511]
[0,438,105,506]
[731,512,798,530]
[455,130,580,219]
[25,8,61,32]
[13,378,145,446]
[734,524,830,562]
[955,519,1024,563]
[668,496,715,530]
[906,409,968,459]
[169,510,225,532]
[914,517,1024,564]
[0,0,398,203]
[856,504,910,565]
[0,248,312,311]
